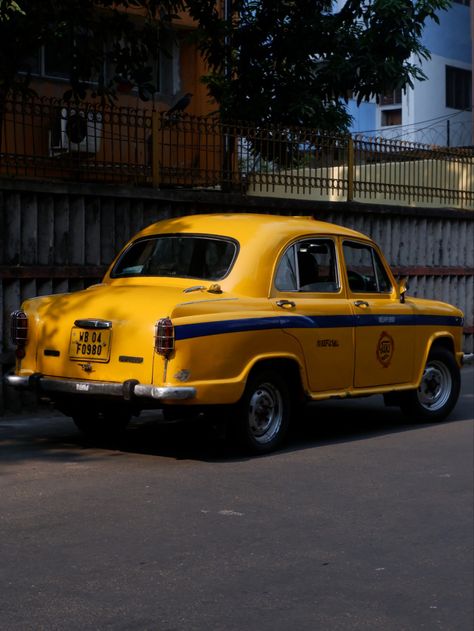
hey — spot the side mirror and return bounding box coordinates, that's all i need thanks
[398,276,409,303]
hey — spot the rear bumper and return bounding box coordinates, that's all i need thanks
[4,373,196,402]
[462,353,474,365]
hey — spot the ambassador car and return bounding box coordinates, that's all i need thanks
[6,214,467,453]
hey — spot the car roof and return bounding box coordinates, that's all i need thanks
[119,213,373,297]
[139,213,367,244]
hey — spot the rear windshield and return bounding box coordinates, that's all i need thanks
[111,235,237,281]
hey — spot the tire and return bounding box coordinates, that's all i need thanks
[400,347,460,422]
[72,407,131,439]
[232,369,291,454]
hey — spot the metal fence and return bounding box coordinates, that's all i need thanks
[1,96,473,208]
[0,97,153,184]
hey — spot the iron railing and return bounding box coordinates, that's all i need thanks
[1,96,473,208]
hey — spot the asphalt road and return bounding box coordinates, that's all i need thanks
[1,368,473,631]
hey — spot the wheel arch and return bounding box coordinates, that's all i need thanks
[401,339,461,422]
[415,333,456,386]
[244,355,308,404]
[429,335,455,354]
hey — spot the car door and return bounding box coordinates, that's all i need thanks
[342,239,416,388]
[272,237,354,393]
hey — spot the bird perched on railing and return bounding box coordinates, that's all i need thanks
[166,93,193,116]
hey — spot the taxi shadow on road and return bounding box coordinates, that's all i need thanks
[114,398,472,462]
[1,381,472,464]
[107,367,473,460]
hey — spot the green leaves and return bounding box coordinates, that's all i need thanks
[187,0,451,133]
[0,0,25,22]
[0,0,452,130]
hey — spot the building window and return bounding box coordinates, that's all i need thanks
[381,109,402,127]
[18,33,179,95]
[380,88,402,106]
[44,46,70,80]
[153,36,179,96]
[446,66,472,110]
[18,50,42,77]
[18,46,74,81]
[106,31,179,97]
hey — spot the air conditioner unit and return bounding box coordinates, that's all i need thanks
[49,107,103,156]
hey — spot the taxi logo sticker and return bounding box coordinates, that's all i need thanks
[377,331,394,367]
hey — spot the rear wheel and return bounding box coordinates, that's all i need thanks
[232,369,291,454]
[400,347,460,422]
[72,407,131,438]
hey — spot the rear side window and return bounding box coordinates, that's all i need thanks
[343,241,392,293]
[275,239,339,292]
[112,235,237,281]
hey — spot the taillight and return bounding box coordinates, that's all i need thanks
[11,310,28,358]
[155,317,174,358]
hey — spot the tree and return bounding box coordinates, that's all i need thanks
[0,1,24,21]
[187,0,452,132]
[0,0,187,103]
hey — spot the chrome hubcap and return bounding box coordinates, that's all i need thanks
[417,360,452,411]
[248,382,283,444]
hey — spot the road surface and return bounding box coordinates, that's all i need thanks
[1,367,473,630]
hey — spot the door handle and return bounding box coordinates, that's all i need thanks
[354,300,369,308]
[276,299,296,309]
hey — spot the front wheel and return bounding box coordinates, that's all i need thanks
[400,347,460,422]
[232,369,291,454]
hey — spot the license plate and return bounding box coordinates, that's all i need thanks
[69,328,111,362]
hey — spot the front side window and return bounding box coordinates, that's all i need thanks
[343,241,392,293]
[112,235,237,281]
[275,238,339,292]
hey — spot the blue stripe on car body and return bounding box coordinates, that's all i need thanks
[175,314,464,341]
[175,317,283,340]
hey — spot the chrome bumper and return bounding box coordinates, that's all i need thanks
[463,353,474,365]
[4,373,196,401]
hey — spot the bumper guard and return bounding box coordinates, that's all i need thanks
[462,353,474,365]
[4,373,196,401]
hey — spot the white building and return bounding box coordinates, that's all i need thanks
[347,1,472,147]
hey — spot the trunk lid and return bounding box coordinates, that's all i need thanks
[28,282,191,382]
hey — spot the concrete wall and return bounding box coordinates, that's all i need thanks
[423,2,472,63]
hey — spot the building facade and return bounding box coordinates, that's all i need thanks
[348,1,472,147]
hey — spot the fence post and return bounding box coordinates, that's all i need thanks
[347,135,354,202]
[151,111,161,188]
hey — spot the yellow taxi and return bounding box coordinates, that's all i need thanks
[6,214,467,453]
